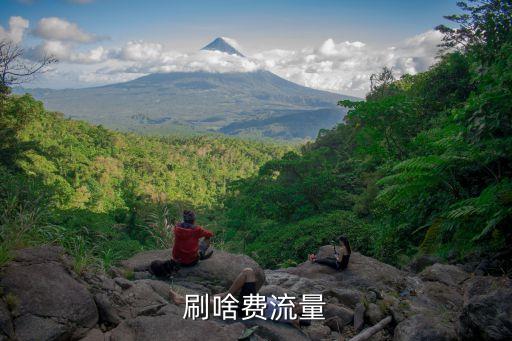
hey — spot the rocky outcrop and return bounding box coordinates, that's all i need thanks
[1,244,510,341]
[110,312,246,341]
[0,246,98,341]
[121,248,266,292]
[285,247,407,291]
[394,314,457,341]
[458,276,512,340]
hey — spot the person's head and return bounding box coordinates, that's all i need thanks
[183,210,195,224]
[338,235,351,254]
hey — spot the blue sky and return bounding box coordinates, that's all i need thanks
[1,0,462,95]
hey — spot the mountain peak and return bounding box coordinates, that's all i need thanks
[201,37,244,57]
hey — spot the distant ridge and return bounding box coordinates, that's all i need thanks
[201,37,244,57]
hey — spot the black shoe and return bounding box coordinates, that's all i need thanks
[199,249,214,260]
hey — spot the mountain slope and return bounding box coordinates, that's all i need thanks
[18,38,357,139]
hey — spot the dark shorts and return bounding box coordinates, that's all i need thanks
[238,282,257,317]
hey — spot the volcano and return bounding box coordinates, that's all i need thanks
[17,38,357,139]
[201,37,245,57]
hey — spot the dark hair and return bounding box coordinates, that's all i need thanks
[183,210,196,223]
[338,235,352,254]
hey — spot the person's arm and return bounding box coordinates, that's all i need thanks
[198,226,213,240]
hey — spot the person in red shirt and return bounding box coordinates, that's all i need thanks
[172,210,214,266]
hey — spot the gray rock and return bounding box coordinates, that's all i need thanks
[323,303,353,326]
[394,314,457,341]
[120,249,168,272]
[80,328,108,341]
[325,288,362,309]
[365,290,378,303]
[458,276,512,340]
[405,255,441,273]
[14,314,68,341]
[365,303,385,325]
[419,263,469,287]
[114,277,133,290]
[0,246,98,341]
[258,285,287,298]
[264,270,326,297]
[421,281,463,311]
[122,248,266,292]
[94,293,122,326]
[354,302,365,332]
[306,323,331,341]
[287,249,407,291]
[324,316,344,332]
[244,319,310,341]
[135,279,171,301]
[111,280,168,320]
[110,312,246,341]
[83,273,116,292]
[11,245,68,265]
[0,302,14,339]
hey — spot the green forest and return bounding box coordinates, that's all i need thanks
[221,1,512,267]
[0,95,288,271]
[1,1,511,272]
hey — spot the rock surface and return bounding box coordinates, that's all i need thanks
[1,244,511,341]
[121,248,266,292]
[110,313,246,341]
[0,246,98,341]
[458,276,512,340]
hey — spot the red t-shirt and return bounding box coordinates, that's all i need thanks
[172,224,213,265]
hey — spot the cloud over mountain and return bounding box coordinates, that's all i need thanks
[253,30,443,95]
[8,13,443,96]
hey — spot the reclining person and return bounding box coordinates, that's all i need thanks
[169,267,308,328]
[308,235,351,271]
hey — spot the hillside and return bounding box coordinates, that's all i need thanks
[220,5,512,271]
[18,70,353,139]
[0,93,289,268]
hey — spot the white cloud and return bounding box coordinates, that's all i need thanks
[107,41,259,74]
[25,29,443,96]
[28,41,109,64]
[252,30,443,95]
[0,16,30,43]
[33,17,104,43]
[114,41,164,62]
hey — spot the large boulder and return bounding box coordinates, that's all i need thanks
[0,246,98,341]
[264,270,327,297]
[89,278,171,324]
[323,303,353,326]
[458,276,512,340]
[394,314,457,341]
[110,312,246,341]
[405,254,442,273]
[121,248,266,292]
[243,320,310,341]
[324,287,362,309]
[286,248,407,291]
[419,263,470,287]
